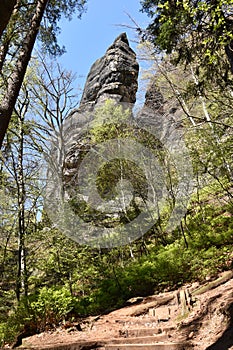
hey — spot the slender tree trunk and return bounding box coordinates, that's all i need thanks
[156,61,196,126]
[16,113,28,301]
[180,221,188,248]
[225,41,233,74]
[0,0,49,149]
[0,39,11,73]
[190,65,232,180]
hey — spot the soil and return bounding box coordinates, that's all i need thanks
[8,270,233,350]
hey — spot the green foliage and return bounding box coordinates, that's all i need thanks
[0,24,232,347]
[0,194,232,345]
[0,286,75,346]
[29,286,74,326]
[39,0,87,55]
[0,0,87,58]
[0,322,18,347]
[90,99,132,141]
[70,195,232,314]
[68,100,150,228]
[141,0,233,85]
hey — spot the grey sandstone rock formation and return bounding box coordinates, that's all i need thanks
[62,32,139,184]
[79,32,139,109]
[144,79,164,113]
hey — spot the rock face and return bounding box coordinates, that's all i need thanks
[63,32,139,171]
[62,32,139,191]
[144,79,164,113]
[79,32,139,109]
[55,33,140,247]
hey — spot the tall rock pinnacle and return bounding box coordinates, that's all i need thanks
[79,33,139,108]
[63,33,139,182]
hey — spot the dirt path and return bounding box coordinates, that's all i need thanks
[16,270,233,350]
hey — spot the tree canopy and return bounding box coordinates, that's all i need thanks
[0,0,87,149]
[140,0,233,85]
[0,0,17,38]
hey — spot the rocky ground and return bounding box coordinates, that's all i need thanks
[11,270,233,350]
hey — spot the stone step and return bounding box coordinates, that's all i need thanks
[105,342,191,350]
[20,341,106,350]
[120,328,160,338]
[120,327,175,338]
[115,316,173,324]
[109,334,169,344]
[116,318,175,328]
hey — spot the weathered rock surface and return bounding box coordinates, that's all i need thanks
[62,33,139,202]
[79,32,139,109]
[144,79,164,113]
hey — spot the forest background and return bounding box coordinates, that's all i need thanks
[0,0,232,346]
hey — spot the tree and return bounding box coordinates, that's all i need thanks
[28,58,79,140]
[137,40,233,230]
[0,0,87,149]
[140,0,233,85]
[2,100,43,301]
[0,57,78,305]
[0,0,17,38]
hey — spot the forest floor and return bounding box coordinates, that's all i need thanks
[14,270,233,350]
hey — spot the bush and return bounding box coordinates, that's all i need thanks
[0,322,18,347]
[29,286,74,328]
[0,286,75,346]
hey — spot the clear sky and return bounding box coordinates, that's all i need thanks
[57,0,150,94]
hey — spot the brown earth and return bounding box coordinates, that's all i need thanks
[10,270,233,350]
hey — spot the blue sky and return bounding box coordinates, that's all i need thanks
[57,0,150,93]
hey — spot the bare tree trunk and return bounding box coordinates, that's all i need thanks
[190,65,232,180]
[0,0,49,149]
[15,111,28,301]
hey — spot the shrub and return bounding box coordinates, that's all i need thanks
[29,286,74,328]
